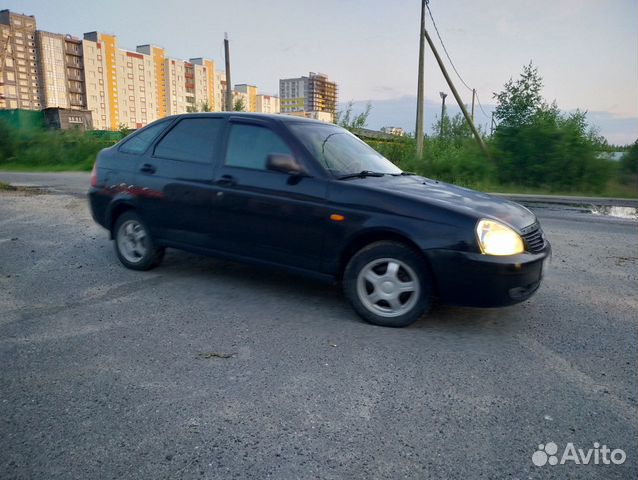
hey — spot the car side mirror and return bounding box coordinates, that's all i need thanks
[266,154,304,175]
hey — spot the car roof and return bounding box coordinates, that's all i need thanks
[161,112,332,126]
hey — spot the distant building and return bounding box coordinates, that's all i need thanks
[255,94,280,114]
[190,58,220,111]
[35,31,87,112]
[381,126,406,137]
[43,107,92,130]
[234,84,257,112]
[0,10,39,110]
[0,9,255,130]
[279,72,338,122]
[282,110,333,123]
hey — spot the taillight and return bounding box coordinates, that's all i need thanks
[90,162,98,187]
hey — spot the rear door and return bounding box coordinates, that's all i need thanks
[136,115,226,248]
[211,118,328,271]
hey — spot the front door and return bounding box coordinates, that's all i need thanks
[212,119,328,271]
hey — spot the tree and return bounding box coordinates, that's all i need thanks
[186,101,212,113]
[491,63,613,192]
[493,62,548,128]
[336,101,371,131]
[233,98,246,112]
[620,140,637,175]
[432,113,475,146]
[117,123,132,138]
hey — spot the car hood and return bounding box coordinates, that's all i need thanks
[355,175,537,231]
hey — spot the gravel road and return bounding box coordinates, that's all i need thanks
[0,173,636,479]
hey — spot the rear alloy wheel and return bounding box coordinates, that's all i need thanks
[344,242,432,327]
[114,211,164,271]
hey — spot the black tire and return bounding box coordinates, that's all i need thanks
[343,241,433,327]
[113,211,164,271]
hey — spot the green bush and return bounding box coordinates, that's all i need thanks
[0,120,117,171]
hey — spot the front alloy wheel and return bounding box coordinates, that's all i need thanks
[344,241,433,327]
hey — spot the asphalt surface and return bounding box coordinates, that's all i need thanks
[1,172,636,479]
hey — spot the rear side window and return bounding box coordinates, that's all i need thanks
[225,123,292,170]
[154,117,224,164]
[119,120,171,154]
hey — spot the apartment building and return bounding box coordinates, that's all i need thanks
[0,10,40,110]
[114,47,158,129]
[64,35,86,110]
[137,45,167,118]
[214,70,225,112]
[35,31,68,109]
[255,94,280,114]
[35,31,87,111]
[234,84,257,112]
[1,10,241,129]
[190,58,219,111]
[81,35,109,130]
[279,72,338,122]
[231,89,250,111]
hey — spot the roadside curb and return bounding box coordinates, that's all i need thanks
[492,193,638,208]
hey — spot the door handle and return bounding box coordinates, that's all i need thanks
[140,163,156,174]
[216,174,236,187]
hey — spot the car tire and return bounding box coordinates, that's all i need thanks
[343,241,433,327]
[113,211,164,271]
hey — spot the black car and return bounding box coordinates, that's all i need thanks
[89,113,551,327]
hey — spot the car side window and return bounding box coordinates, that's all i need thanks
[118,120,171,154]
[154,117,224,163]
[225,123,292,170]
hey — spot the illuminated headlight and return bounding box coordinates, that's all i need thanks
[476,219,524,256]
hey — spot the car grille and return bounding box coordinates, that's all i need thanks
[521,223,545,253]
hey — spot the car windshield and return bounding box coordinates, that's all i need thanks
[289,123,402,178]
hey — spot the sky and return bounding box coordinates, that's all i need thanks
[6,0,638,144]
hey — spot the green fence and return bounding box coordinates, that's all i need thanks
[0,109,44,131]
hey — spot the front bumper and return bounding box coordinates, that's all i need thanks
[425,242,551,307]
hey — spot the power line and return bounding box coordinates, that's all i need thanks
[424,1,472,92]
[474,91,490,119]
[424,1,491,121]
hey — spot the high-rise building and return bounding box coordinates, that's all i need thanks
[279,72,337,122]
[35,31,69,109]
[234,84,257,112]
[81,34,111,130]
[190,58,219,112]
[137,45,167,118]
[231,89,250,111]
[35,31,87,111]
[0,10,39,110]
[64,35,87,110]
[1,10,241,129]
[255,94,280,114]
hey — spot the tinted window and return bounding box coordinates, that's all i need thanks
[154,117,224,163]
[119,120,171,154]
[225,123,292,170]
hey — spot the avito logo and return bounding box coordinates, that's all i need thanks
[532,442,626,467]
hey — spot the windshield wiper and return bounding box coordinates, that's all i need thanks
[337,170,386,180]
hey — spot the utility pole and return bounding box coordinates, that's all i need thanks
[423,25,491,160]
[415,0,426,159]
[224,33,233,112]
[439,91,447,137]
[471,88,476,121]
